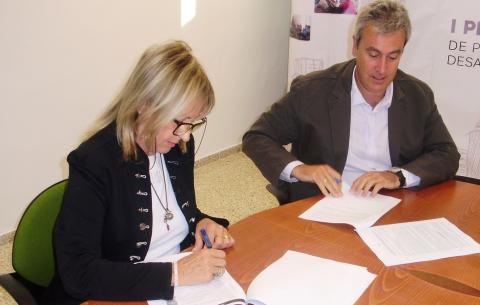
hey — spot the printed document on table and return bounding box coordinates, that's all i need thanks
[299,183,401,229]
[357,218,480,266]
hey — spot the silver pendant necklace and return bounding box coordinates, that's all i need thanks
[150,154,174,230]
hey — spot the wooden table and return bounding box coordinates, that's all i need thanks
[84,180,480,305]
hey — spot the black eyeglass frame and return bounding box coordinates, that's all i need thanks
[172,117,207,136]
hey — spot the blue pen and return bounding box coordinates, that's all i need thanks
[200,228,212,248]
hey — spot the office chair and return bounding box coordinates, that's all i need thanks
[266,183,289,205]
[454,175,480,185]
[0,180,67,305]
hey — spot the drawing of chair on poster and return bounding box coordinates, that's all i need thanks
[465,120,480,179]
[291,57,324,80]
[457,148,467,176]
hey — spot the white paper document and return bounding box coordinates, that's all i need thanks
[244,250,376,305]
[147,252,246,305]
[147,250,376,305]
[299,183,401,229]
[356,218,480,266]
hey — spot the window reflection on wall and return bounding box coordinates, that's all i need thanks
[181,0,197,27]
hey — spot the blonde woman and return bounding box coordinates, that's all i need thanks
[42,41,234,305]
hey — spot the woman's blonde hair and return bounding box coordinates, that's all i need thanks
[86,40,214,160]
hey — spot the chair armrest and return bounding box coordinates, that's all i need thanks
[266,184,289,204]
[0,273,37,305]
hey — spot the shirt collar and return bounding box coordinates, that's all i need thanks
[351,66,393,111]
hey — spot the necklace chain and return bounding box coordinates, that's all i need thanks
[150,154,174,230]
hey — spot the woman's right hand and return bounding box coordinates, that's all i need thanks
[177,248,226,286]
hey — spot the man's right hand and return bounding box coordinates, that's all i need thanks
[291,164,342,197]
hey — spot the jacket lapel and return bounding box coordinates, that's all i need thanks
[328,61,354,171]
[388,79,406,166]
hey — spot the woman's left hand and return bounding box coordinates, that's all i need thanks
[193,218,235,251]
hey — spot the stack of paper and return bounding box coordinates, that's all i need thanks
[357,218,480,266]
[245,250,376,305]
[299,183,401,229]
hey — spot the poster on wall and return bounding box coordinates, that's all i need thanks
[288,0,480,180]
[427,1,480,179]
[288,0,365,87]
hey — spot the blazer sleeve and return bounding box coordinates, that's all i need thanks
[55,152,174,301]
[242,78,305,186]
[397,84,460,188]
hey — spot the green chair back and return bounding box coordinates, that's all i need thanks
[12,180,67,287]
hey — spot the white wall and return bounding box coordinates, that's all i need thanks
[0,0,291,235]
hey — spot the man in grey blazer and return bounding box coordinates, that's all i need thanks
[243,0,459,203]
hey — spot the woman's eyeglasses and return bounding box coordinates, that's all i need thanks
[173,117,208,156]
[173,117,207,136]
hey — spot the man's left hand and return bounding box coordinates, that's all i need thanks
[350,171,400,196]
